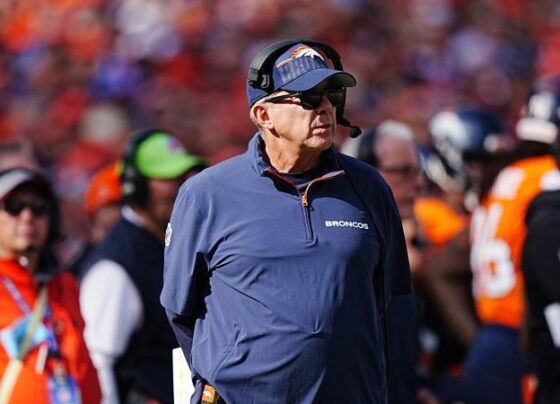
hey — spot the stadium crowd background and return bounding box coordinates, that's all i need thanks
[0,0,559,244]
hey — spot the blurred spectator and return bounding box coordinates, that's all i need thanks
[79,129,206,403]
[84,162,122,245]
[413,193,467,249]
[425,105,513,314]
[352,120,465,395]
[522,155,560,404]
[0,168,100,403]
[353,120,425,269]
[520,74,560,404]
[64,162,123,278]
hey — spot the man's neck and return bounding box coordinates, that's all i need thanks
[123,205,165,240]
[263,135,322,173]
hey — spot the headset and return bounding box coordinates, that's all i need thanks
[121,128,167,206]
[356,128,380,167]
[247,38,362,138]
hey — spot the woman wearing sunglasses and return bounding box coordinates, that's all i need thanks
[0,168,100,403]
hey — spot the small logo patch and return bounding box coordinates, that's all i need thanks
[165,222,173,247]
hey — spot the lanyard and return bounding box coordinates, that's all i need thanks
[1,276,32,315]
[1,276,59,353]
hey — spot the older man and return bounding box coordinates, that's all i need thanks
[356,121,425,219]
[355,121,427,276]
[161,39,416,404]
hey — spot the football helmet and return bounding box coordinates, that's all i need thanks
[425,106,512,194]
[516,74,560,166]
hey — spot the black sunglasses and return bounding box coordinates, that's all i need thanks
[379,165,423,180]
[1,199,50,217]
[265,87,345,110]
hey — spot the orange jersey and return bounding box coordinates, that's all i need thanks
[414,196,468,247]
[470,155,558,328]
[0,258,101,404]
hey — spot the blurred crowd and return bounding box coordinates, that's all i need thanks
[0,0,559,240]
[1,0,560,403]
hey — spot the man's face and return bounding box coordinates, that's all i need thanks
[0,187,51,258]
[465,157,504,199]
[377,136,425,219]
[146,177,184,229]
[90,203,121,244]
[265,82,339,154]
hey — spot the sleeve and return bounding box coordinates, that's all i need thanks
[79,259,143,404]
[166,309,195,367]
[160,185,210,363]
[380,187,418,404]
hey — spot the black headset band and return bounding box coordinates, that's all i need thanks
[248,38,343,92]
[357,129,380,167]
[121,128,171,205]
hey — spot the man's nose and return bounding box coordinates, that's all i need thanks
[317,94,335,111]
[18,206,35,220]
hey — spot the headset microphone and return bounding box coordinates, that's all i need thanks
[338,116,362,138]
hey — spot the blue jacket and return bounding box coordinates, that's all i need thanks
[161,134,416,403]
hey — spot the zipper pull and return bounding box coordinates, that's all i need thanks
[301,193,308,207]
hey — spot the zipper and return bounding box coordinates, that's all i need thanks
[266,169,345,241]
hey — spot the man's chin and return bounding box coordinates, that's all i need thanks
[307,135,333,150]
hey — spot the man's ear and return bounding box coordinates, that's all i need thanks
[251,103,274,130]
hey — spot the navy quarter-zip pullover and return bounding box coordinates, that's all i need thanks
[161,134,415,404]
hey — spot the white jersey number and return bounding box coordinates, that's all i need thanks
[470,203,516,298]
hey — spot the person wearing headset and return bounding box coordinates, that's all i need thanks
[353,122,426,273]
[0,168,101,404]
[161,39,416,404]
[79,130,206,404]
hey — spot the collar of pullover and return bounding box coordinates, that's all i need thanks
[248,133,341,177]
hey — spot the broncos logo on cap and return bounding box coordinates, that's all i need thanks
[276,45,325,68]
[275,44,330,84]
[290,45,325,60]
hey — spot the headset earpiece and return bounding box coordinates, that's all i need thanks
[357,129,379,167]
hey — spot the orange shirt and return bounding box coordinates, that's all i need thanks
[0,258,101,404]
[414,196,468,247]
[470,155,558,328]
